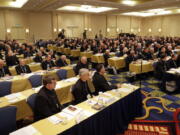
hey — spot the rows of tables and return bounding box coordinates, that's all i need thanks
[48,44,156,74]
[0,65,75,93]
[0,46,143,134]
[10,83,142,135]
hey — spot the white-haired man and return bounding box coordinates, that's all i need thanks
[72,68,92,104]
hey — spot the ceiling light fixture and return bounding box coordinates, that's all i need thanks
[57,4,117,13]
[122,0,137,6]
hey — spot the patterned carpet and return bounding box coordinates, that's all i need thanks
[106,72,180,135]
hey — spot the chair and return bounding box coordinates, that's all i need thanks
[28,75,42,88]
[56,69,67,80]
[0,106,17,135]
[0,81,12,97]
[27,93,37,112]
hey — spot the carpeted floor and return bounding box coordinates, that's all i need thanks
[106,72,180,135]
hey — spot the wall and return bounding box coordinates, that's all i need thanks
[141,14,180,37]
[0,9,180,42]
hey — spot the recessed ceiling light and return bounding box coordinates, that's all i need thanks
[8,0,28,8]
[57,4,117,13]
[122,0,137,6]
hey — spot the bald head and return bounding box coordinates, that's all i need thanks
[80,56,87,64]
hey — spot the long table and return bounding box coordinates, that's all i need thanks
[108,56,126,69]
[129,60,154,74]
[0,77,79,120]
[10,84,142,135]
[0,66,75,93]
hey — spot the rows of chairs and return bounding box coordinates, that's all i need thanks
[0,69,67,97]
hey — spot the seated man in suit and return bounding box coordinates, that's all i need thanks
[5,51,19,66]
[103,50,110,67]
[56,55,68,67]
[72,68,92,105]
[93,64,121,95]
[75,56,89,75]
[41,55,56,70]
[33,51,43,63]
[155,54,168,80]
[0,59,11,77]
[15,59,31,75]
[34,76,63,121]
[167,54,178,70]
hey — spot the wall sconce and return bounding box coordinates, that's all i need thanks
[130,28,134,32]
[25,28,29,33]
[85,28,88,31]
[148,28,152,33]
[7,28,11,33]
[116,28,119,32]
[54,28,57,32]
[107,28,110,32]
[138,28,141,32]
[89,28,92,32]
[58,28,62,32]
[158,28,162,32]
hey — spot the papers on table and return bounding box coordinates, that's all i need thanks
[63,77,78,83]
[0,76,14,81]
[48,116,62,125]
[58,112,74,121]
[33,86,42,92]
[62,105,83,116]
[55,83,62,90]
[117,88,132,93]
[5,93,24,103]
[168,68,180,74]
[10,125,40,135]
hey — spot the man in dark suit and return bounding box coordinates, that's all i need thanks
[155,54,168,80]
[5,51,19,66]
[56,55,68,67]
[41,55,56,70]
[93,64,120,95]
[15,59,31,75]
[0,59,11,77]
[72,68,92,105]
[75,56,89,75]
[24,47,33,58]
[167,54,178,70]
[125,50,138,70]
[34,51,43,63]
[103,50,110,67]
[34,76,63,121]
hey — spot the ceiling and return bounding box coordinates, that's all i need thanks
[1,0,180,17]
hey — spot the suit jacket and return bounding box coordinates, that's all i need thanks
[75,61,89,75]
[92,72,117,95]
[5,55,19,66]
[155,60,168,79]
[0,66,11,77]
[167,59,178,70]
[34,55,43,63]
[24,51,33,58]
[15,65,31,75]
[103,53,110,67]
[34,86,62,121]
[72,79,92,105]
[56,59,68,67]
[41,60,55,70]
